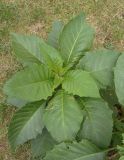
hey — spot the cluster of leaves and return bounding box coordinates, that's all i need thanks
[3,13,124,160]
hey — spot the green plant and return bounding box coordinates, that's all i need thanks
[3,13,124,160]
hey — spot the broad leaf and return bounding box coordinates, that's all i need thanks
[78,49,120,88]
[114,53,124,105]
[44,140,106,160]
[11,33,44,65]
[62,70,100,98]
[8,101,45,149]
[44,90,83,142]
[47,21,64,49]
[79,98,113,148]
[59,13,94,65]
[31,128,57,159]
[4,64,54,102]
[7,97,28,108]
[40,41,63,73]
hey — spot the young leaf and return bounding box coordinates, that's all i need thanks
[53,74,64,89]
[79,98,113,148]
[47,21,64,49]
[8,101,45,149]
[11,33,44,65]
[59,13,94,65]
[44,90,83,142]
[62,70,100,98]
[44,139,106,160]
[114,53,124,105]
[78,49,120,88]
[31,128,57,159]
[40,41,63,73]
[3,64,54,102]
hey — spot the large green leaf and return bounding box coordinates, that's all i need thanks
[44,140,106,160]
[114,53,124,105]
[11,33,44,65]
[79,98,113,148]
[47,21,64,49]
[40,41,63,73]
[44,90,83,142]
[4,64,54,101]
[78,49,120,88]
[62,70,100,98]
[31,128,57,159]
[8,101,45,149]
[59,13,94,65]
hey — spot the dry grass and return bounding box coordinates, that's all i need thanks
[0,0,124,159]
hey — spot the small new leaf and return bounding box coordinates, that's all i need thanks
[40,41,63,73]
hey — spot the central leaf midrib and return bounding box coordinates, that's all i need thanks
[67,25,84,63]
[61,92,67,139]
